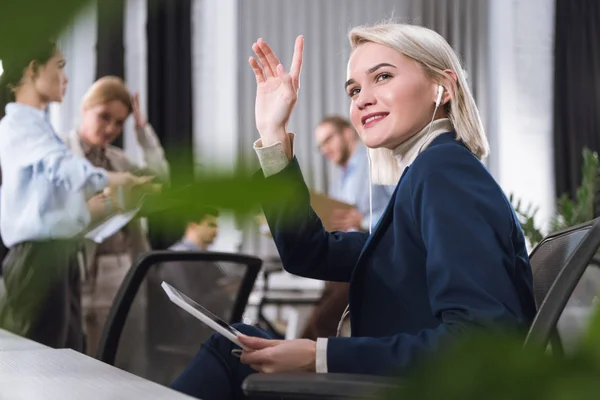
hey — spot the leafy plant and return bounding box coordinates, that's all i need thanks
[383,317,600,399]
[512,148,600,247]
[510,194,545,248]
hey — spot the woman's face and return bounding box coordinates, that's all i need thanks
[80,100,130,147]
[32,51,68,103]
[346,42,437,150]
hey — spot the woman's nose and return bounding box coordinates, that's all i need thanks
[355,88,376,110]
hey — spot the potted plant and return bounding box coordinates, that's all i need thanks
[511,148,600,247]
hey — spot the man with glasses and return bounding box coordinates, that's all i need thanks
[301,115,394,340]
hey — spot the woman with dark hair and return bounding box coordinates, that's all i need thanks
[0,43,152,350]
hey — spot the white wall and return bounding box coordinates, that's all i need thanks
[191,0,242,253]
[49,1,98,134]
[487,0,555,232]
[124,0,149,162]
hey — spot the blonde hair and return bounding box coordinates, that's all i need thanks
[81,76,132,112]
[348,23,489,184]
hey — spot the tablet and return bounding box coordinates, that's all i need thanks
[161,281,250,351]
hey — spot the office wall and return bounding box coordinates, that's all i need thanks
[48,1,97,136]
[488,0,555,231]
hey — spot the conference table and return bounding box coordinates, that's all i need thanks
[0,329,194,399]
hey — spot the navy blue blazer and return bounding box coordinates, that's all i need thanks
[258,132,536,376]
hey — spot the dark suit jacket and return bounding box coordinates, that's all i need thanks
[258,132,536,376]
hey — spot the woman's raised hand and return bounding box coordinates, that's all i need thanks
[249,36,304,148]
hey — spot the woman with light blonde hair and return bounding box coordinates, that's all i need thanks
[171,23,535,400]
[61,75,169,356]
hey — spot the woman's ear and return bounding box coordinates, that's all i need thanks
[24,60,40,82]
[438,69,458,106]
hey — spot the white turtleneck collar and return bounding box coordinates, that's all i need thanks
[392,118,453,174]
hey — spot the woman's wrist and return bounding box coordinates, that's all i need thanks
[260,128,292,160]
[259,127,288,147]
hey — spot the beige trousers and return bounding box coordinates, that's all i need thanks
[82,253,131,356]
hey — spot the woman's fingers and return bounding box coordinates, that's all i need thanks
[249,57,265,84]
[238,334,280,350]
[253,41,275,78]
[256,38,281,75]
[250,36,302,91]
[290,35,304,91]
[249,364,263,372]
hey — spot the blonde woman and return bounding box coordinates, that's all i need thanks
[171,24,536,400]
[61,76,169,355]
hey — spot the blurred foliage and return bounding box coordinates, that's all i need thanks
[511,148,600,248]
[382,333,600,399]
[510,194,545,248]
[0,0,90,56]
[379,299,600,399]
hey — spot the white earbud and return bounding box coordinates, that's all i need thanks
[435,85,444,107]
[417,84,445,155]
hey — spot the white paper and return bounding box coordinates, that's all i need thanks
[84,208,140,244]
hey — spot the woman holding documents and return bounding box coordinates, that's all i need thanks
[61,76,169,356]
[172,23,536,400]
[0,44,153,351]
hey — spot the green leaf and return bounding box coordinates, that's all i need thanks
[0,1,91,59]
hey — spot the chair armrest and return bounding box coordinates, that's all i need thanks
[242,372,400,399]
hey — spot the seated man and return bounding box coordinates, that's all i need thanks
[145,208,243,383]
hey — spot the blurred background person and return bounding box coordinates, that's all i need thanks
[61,75,170,355]
[169,207,219,252]
[301,116,394,340]
[145,207,242,384]
[0,44,149,350]
[316,115,394,232]
[166,207,243,312]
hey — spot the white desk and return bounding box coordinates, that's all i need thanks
[0,329,48,352]
[0,348,195,399]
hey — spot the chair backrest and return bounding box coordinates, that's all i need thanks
[96,250,262,385]
[525,217,600,350]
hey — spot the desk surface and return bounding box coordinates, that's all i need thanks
[0,329,49,352]
[0,348,194,399]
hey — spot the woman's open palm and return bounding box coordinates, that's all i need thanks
[249,36,304,138]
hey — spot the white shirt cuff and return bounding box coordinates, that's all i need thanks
[315,337,328,373]
[253,133,295,178]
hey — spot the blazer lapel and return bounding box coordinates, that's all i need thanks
[351,166,410,272]
[347,167,410,332]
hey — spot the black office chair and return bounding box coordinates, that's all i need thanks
[96,250,262,385]
[243,218,600,400]
[525,219,600,353]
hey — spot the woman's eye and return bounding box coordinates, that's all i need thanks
[347,87,360,97]
[376,72,392,82]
